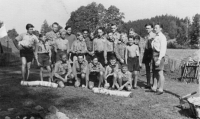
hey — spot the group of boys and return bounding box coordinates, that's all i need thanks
[14,22,167,94]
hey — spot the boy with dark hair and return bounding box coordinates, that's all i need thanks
[13,23,39,81]
[118,64,133,91]
[106,31,116,62]
[73,53,89,88]
[125,36,140,89]
[54,53,74,88]
[104,56,119,89]
[35,34,52,82]
[55,29,70,61]
[88,55,104,89]
[111,23,120,44]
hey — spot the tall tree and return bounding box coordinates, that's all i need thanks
[190,14,200,45]
[40,20,52,34]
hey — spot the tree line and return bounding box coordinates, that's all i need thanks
[6,2,200,49]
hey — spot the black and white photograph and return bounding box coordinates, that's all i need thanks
[0,0,200,118]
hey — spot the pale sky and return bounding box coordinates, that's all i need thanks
[0,0,199,33]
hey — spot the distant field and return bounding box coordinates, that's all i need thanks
[166,49,198,61]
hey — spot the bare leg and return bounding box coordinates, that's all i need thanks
[112,74,117,89]
[98,72,104,88]
[21,57,27,81]
[40,67,44,81]
[133,71,138,88]
[46,66,52,82]
[118,77,122,87]
[152,70,158,91]
[26,62,32,81]
[157,70,165,92]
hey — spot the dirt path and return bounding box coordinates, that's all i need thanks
[0,66,198,119]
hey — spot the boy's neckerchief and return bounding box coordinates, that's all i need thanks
[109,64,116,73]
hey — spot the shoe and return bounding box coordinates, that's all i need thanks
[144,85,151,89]
[82,85,86,88]
[133,87,138,89]
[156,91,164,95]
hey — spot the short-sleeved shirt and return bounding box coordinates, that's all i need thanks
[36,40,51,54]
[73,60,88,74]
[71,40,87,53]
[54,60,72,75]
[118,71,132,81]
[93,37,107,52]
[16,33,39,48]
[126,44,140,58]
[115,42,126,60]
[46,31,60,48]
[89,62,104,72]
[105,64,119,75]
[66,34,77,49]
[85,37,93,52]
[55,38,70,51]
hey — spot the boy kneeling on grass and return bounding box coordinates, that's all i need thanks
[88,56,105,89]
[53,53,74,88]
[104,56,119,89]
[73,53,89,88]
[35,34,52,82]
[118,64,133,91]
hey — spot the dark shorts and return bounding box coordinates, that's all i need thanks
[89,72,100,81]
[95,51,105,66]
[38,53,50,67]
[127,57,140,72]
[51,49,56,64]
[20,48,34,62]
[56,50,68,61]
[106,75,114,85]
[152,51,165,71]
[107,52,116,62]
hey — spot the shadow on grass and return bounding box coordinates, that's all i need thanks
[0,66,93,118]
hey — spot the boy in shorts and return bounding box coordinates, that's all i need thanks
[125,36,140,89]
[73,53,89,88]
[118,64,133,91]
[88,56,104,89]
[35,34,52,82]
[104,56,119,89]
[54,53,74,88]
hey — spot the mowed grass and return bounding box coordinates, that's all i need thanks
[166,49,198,61]
[0,66,199,119]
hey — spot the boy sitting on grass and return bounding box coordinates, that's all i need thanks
[118,64,133,91]
[35,34,52,82]
[53,53,74,88]
[73,53,89,88]
[104,56,119,89]
[88,56,105,89]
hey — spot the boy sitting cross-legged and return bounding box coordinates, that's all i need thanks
[104,56,119,89]
[53,53,74,88]
[118,64,133,91]
[88,55,105,89]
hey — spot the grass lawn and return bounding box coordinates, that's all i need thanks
[0,66,199,119]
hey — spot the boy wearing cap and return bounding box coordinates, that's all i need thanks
[88,56,104,89]
[118,64,132,91]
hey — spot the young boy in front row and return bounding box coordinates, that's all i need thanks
[35,34,52,82]
[104,56,119,89]
[53,53,74,88]
[88,56,104,89]
[125,36,140,89]
[73,53,89,88]
[118,64,133,91]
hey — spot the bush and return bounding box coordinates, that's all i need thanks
[167,42,190,49]
[190,44,199,49]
